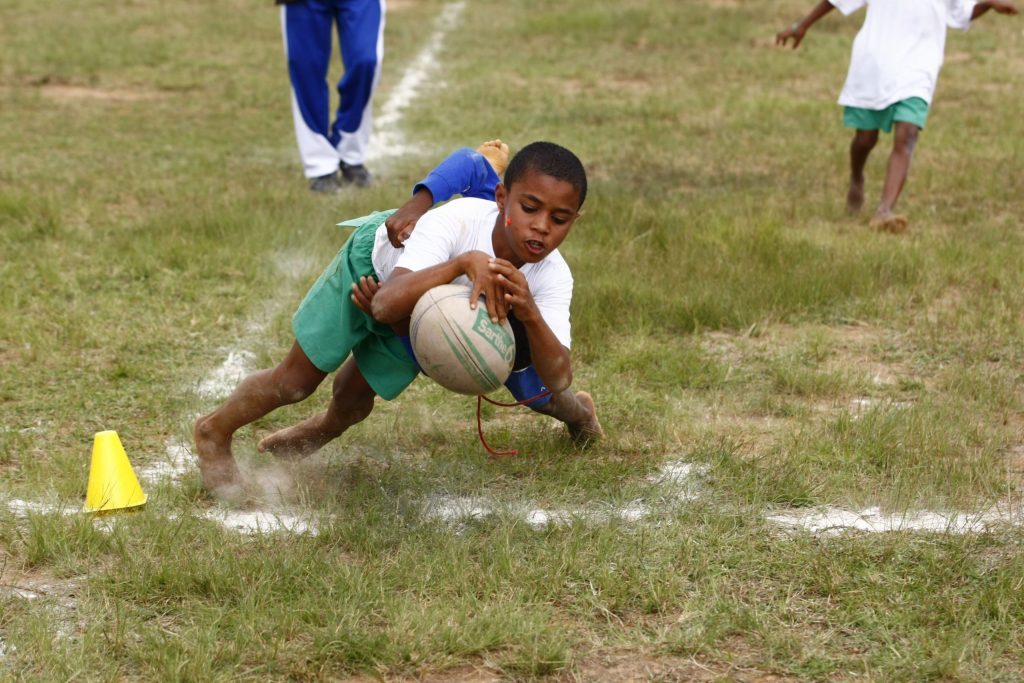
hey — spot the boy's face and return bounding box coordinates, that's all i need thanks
[494,169,582,266]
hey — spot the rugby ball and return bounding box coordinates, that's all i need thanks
[410,283,516,395]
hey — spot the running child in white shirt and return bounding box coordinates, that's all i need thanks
[777,0,1017,233]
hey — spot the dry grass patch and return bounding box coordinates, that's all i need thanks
[385,0,419,12]
[3,77,171,103]
[573,649,787,682]
[1004,413,1024,494]
[676,411,792,462]
[36,83,167,103]
[0,560,85,648]
[0,563,81,606]
[705,321,923,394]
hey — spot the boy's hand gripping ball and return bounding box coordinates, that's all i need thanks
[410,284,516,395]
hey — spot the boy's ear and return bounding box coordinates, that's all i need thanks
[494,183,507,213]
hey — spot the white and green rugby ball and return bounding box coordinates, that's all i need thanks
[410,283,516,396]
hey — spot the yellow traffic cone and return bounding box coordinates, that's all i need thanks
[84,430,147,513]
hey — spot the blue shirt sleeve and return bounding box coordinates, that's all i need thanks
[413,147,499,203]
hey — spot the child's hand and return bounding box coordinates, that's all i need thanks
[350,275,380,316]
[461,251,509,323]
[489,259,540,323]
[385,189,433,247]
[989,0,1018,14]
[775,23,806,48]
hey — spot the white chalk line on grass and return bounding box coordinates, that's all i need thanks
[194,249,316,402]
[5,497,320,537]
[423,461,707,530]
[5,455,1024,540]
[849,397,912,418]
[366,0,466,161]
[195,350,256,401]
[767,505,1021,536]
[134,436,195,483]
[203,509,318,535]
[4,460,704,537]
[0,424,44,435]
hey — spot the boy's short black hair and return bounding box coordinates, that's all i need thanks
[504,141,588,209]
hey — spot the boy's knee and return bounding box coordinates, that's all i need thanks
[271,365,322,403]
[852,130,878,149]
[276,377,318,404]
[331,386,375,424]
[194,414,216,440]
[894,124,919,152]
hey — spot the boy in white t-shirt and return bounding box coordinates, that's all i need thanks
[195,141,602,497]
[777,0,1017,233]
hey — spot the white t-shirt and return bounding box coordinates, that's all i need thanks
[831,0,975,109]
[370,197,574,348]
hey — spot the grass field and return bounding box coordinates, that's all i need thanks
[2,0,1024,680]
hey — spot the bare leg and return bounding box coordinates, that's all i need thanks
[531,389,603,447]
[847,128,878,214]
[870,122,919,233]
[194,341,326,496]
[257,357,376,460]
[476,139,510,175]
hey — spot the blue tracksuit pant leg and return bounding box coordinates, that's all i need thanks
[281,0,385,178]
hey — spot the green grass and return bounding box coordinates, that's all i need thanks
[2,0,1024,679]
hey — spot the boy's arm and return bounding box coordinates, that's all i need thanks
[776,0,836,48]
[371,255,510,326]
[971,0,1019,19]
[384,146,502,248]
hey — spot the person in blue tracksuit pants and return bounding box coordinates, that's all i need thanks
[278,0,385,192]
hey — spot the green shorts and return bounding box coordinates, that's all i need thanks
[292,209,419,400]
[843,97,929,133]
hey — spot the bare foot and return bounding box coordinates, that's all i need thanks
[194,415,245,499]
[476,139,510,175]
[846,177,865,213]
[257,416,333,461]
[869,211,909,234]
[567,391,604,447]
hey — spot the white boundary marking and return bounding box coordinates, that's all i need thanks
[767,505,1021,536]
[5,457,1023,537]
[367,1,467,161]
[195,351,256,401]
[135,435,195,484]
[200,509,318,535]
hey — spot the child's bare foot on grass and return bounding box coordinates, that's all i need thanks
[568,391,604,447]
[257,416,334,461]
[869,209,909,234]
[846,177,865,213]
[194,415,245,500]
[477,139,510,175]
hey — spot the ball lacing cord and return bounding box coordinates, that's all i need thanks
[475,390,552,456]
